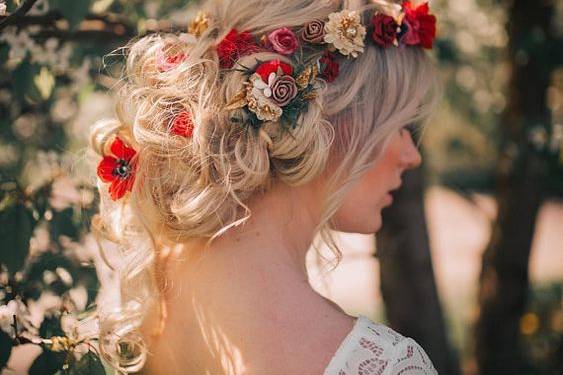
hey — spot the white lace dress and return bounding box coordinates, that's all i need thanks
[323,315,438,375]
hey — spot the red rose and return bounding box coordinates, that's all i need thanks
[401,1,436,49]
[97,137,137,201]
[266,27,299,55]
[370,13,399,48]
[171,111,194,137]
[217,29,260,69]
[255,59,293,82]
[318,52,339,83]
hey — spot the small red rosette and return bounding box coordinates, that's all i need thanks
[217,29,261,69]
[171,111,195,137]
[157,50,188,73]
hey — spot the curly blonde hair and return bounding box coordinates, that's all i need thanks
[90,0,441,371]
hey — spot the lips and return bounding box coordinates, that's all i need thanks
[387,181,402,194]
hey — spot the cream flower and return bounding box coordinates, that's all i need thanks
[323,10,366,58]
[245,74,283,121]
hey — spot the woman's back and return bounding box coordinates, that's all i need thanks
[141,242,357,375]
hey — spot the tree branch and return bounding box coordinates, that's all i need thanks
[0,11,185,41]
[0,0,40,31]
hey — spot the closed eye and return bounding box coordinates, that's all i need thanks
[401,123,424,148]
[401,123,417,136]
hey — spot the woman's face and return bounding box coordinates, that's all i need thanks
[331,126,422,233]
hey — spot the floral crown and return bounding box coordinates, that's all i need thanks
[217,0,437,130]
[97,1,436,201]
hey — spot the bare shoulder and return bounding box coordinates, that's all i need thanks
[260,303,357,375]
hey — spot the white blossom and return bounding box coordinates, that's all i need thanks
[324,10,366,58]
[245,74,282,121]
[0,28,36,65]
[68,286,88,311]
[0,299,30,334]
[49,176,82,211]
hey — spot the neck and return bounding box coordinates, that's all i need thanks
[182,180,321,281]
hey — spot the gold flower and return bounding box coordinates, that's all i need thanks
[225,89,248,111]
[323,10,366,58]
[188,11,210,37]
[295,64,318,89]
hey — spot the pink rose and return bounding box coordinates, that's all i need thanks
[267,27,299,56]
[301,19,325,44]
[271,75,298,106]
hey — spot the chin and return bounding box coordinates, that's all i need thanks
[334,213,383,234]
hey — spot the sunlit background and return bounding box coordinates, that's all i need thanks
[1,0,562,374]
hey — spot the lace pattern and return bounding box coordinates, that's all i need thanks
[323,315,438,375]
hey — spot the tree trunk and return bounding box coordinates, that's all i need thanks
[474,0,554,373]
[378,165,460,375]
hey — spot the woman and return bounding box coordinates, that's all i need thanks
[91,0,441,373]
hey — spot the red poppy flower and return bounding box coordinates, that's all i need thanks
[401,1,437,49]
[97,137,137,201]
[255,59,293,82]
[171,111,194,137]
[217,29,261,69]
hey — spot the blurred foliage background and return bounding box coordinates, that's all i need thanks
[0,0,561,374]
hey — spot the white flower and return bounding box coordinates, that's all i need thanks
[0,28,36,64]
[49,176,82,211]
[245,73,282,121]
[324,9,366,58]
[252,72,277,98]
[0,299,31,334]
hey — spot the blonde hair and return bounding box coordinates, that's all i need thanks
[90,0,441,372]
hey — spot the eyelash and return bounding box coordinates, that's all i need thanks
[401,124,416,136]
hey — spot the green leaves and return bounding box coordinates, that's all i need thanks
[29,349,66,375]
[49,0,93,30]
[0,330,13,370]
[12,57,41,103]
[0,192,35,276]
[70,351,106,375]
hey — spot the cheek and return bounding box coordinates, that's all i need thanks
[331,169,391,233]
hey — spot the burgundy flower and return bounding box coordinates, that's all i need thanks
[400,1,437,49]
[97,137,137,201]
[370,13,399,48]
[301,19,326,44]
[255,59,293,82]
[217,29,260,68]
[171,111,194,137]
[266,27,299,56]
[318,52,339,83]
[271,75,298,106]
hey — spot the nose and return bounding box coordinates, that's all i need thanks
[401,130,422,170]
